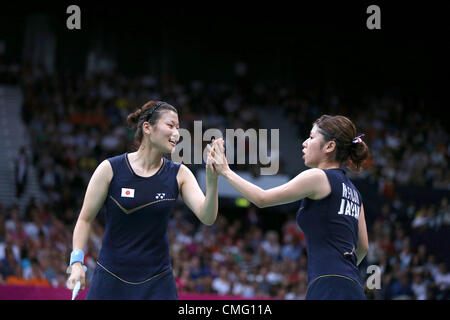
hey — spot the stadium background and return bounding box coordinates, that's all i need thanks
[0,3,449,300]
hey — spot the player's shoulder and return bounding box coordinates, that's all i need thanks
[176,162,192,176]
[293,168,329,192]
[105,153,126,164]
[98,158,113,170]
[301,168,329,182]
[94,158,114,181]
[294,168,329,196]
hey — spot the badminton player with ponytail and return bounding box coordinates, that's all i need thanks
[210,115,370,300]
[67,101,219,299]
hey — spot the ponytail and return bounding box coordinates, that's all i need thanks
[348,138,370,172]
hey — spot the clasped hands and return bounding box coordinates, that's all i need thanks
[205,138,229,177]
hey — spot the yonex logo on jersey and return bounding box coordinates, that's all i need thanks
[121,188,135,198]
[155,193,166,200]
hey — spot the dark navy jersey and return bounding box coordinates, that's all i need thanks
[296,168,363,288]
[98,153,181,282]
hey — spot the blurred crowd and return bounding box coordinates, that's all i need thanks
[1,199,449,299]
[0,64,449,299]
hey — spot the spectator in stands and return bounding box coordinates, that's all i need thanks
[5,264,28,286]
[411,271,427,300]
[211,266,231,295]
[27,258,51,286]
[261,230,281,262]
[434,263,450,292]
[0,246,16,282]
[390,271,414,299]
[280,234,303,262]
[14,146,28,199]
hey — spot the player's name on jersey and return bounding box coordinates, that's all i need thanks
[341,183,360,205]
[338,183,361,219]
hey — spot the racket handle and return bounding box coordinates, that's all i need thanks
[72,280,81,300]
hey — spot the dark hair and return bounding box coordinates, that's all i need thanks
[313,115,370,172]
[127,100,177,148]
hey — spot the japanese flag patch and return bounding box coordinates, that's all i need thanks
[121,188,135,198]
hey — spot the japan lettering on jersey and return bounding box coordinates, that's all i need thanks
[337,183,360,220]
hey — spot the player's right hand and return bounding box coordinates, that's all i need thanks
[210,138,229,175]
[67,262,86,290]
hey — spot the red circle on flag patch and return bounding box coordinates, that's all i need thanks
[126,191,130,195]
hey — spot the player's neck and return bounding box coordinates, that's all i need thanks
[317,160,340,170]
[130,147,163,172]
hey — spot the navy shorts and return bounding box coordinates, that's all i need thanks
[86,263,178,300]
[306,275,366,300]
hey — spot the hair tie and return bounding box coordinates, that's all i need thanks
[352,134,365,144]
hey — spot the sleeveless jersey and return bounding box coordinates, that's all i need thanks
[98,153,181,282]
[296,168,363,288]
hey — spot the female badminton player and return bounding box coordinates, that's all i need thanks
[67,100,219,299]
[209,115,370,300]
